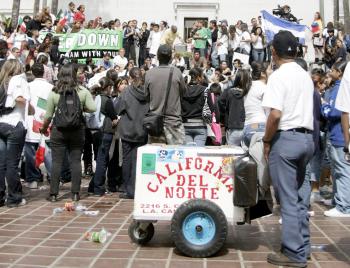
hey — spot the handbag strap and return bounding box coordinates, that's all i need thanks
[211,93,217,120]
[162,67,174,116]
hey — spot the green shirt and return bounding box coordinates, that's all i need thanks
[44,86,96,120]
[194,28,209,49]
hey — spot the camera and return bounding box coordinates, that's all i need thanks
[272,5,298,23]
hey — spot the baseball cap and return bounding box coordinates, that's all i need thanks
[272,30,298,58]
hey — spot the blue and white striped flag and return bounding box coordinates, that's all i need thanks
[261,10,308,44]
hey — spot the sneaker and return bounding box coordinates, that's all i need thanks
[310,192,324,203]
[267,252,307,267]
[308,210,315,217]
[278,218,282,225]
[322,199,333,206]
[324,207,350,217]
[7,198,26,208]
[119,193,133,199]
[27,181,38,189]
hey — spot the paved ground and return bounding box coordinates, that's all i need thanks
[0,180,349,268]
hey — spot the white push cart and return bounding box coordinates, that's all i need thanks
[128,144,261,257]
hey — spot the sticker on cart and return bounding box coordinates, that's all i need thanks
[157,149,185,163]
[141,154,156,174]
[222,157,235,175]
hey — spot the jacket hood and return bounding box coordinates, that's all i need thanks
[231,87,244,99]
[129,85,147,102]
[183,84,206,102]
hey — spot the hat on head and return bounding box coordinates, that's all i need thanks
[272,30,298,58]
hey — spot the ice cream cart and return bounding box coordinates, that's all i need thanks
[128,144,260,258]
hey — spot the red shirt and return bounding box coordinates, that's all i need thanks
[74,11,85,24]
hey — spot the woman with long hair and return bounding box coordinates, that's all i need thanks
[311,12,324,62]
[41,63,96,202]
[251,27,266,63]
[242,61,269,147]
[321,61,350,217]
[118,67,149,199]
[216,25,229,64]
[0,59,31,207]
[182,67,213,146]
[219,68,251,146]
[88,77,119,196]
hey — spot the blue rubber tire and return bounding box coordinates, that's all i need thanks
[171,199,228,257]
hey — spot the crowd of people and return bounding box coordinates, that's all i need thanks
[1,3,350,267]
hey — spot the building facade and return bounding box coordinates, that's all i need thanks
[0,0,339,38]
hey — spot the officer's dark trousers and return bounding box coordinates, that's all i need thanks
[268,131,314,263]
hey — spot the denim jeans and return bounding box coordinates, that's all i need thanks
[219,54,227,63]
[226,129,243,146]
[50,127,85,195]
[185,127,207,146]
[252,49,265,63]
[0,122,26,205]
[330,145,350,214]
[242,123,265,147]
[211,49,219,68]
[24,142,48,182]
[269,131,314,262]
[89,133,113,195]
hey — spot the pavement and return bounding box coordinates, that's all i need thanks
[0,180,349,268]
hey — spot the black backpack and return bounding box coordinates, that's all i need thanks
[53,88,83,129]
[0,83,14,117]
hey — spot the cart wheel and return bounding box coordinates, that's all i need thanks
[171,199,228,258]
[128,221,155,245]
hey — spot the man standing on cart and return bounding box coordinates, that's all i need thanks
[262,31,314,268]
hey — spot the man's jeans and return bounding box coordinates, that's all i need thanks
[269,131,314,263]
[330,145,350,214]
[185,127,207,146]
[226,129,243,146]
[89,133,113,195]
[0,122,26,205]
[24,142,49,182]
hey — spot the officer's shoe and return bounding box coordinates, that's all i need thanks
[267,252,307,267]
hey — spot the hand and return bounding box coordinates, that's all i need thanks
[263,142,271,162]
[39,127,49,136]
[112,118,119,127]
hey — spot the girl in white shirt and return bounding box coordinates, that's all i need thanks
[0,59,32,207]
[251,27,266,63]
[242,61,269,147]
[216,26,229,63]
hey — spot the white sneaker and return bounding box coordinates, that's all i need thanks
[310,192,324,203]
[308,211,315,217]
[278,218,282,225]
[324,207,350,217]
[322,199,333,206]
[27,181,38,189]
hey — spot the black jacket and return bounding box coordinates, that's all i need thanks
[219,87,245,130]
[182,84,207,121]
[100,94,118,134]
[118,85,149,143]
